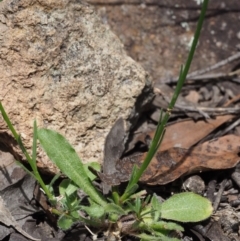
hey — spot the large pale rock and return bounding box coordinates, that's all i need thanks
[0,0,152,173]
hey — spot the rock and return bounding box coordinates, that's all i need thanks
[0,0,153,173]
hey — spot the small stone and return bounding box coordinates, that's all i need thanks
[182,175,205,194]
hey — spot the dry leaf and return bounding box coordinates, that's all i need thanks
[0,196,41,241]
[108,135,240,185]
[102,117,125,194]
[137,115,234,151]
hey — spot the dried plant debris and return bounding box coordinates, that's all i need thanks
[0,150,26,190]
[135,114,235,151]
[0,172,61,241]
[151,58,240,122]
[101,135,240,186]
[0,195,40,241]
[101,115,237,187]
[0,150,40,240]
[101,117,126,194]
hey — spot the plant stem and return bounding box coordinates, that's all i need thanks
[0,102,53,199]
[121,0,209,202]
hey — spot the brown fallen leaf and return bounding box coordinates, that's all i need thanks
[136,115,234,151]
[107,135,240,185]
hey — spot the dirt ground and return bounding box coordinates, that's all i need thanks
[89,0,240,84]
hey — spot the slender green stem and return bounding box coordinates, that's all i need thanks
[32,121,54,198]
[120,0,209,202]
[0,103,18,138]
[32,120,38,172]
[0,102,32,161]
[0,102,53,199]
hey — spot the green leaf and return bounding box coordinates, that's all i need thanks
[105,203,126,216]
[47,174,61,193]
[59,179,78,197]
[70,210,80,219]
[122,166,139,199]
[83,162,101,181]
[57,215,75,230]
[136,197,143,214]
[64,192,80,209]
[126,201,137,214]
[121,165,139,201]
[151,194,162,222]
[150,221,184,232]
[32,120,37,168]
[112,191,120,205]
[125,183,139,199]
[161,192,213,222]
[37,128,107,207]
[80,203,105,219]
[138,233,180,241]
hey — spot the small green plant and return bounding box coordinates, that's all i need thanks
[0,1,212,240]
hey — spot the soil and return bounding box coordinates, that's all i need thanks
[1,1,240,241]
[91,0,240,84]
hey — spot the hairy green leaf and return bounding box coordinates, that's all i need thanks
[57,215,75,230]
[70,210,80,219]
[112,191,120,205]
[161,192,213,222]
[150,221,184,232]
[138,233,180,241]
[83,162,101,181]
[59,179,78,197]
[80,204,105,219]
[151,194,162,222]
[105,203,126,216]
[37,128,107,207]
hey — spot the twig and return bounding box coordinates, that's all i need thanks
[213,179,227,212]
[223,93,240,107]
[154,86,240,117]
[213,117,240,138]
[166,51,240,83]
[174,105,240,115]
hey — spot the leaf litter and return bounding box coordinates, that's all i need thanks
[139,134,240,185]
[136,114,235,151]
[97,60,240,240]
[0,196,40,241]
[100,115,240,186]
